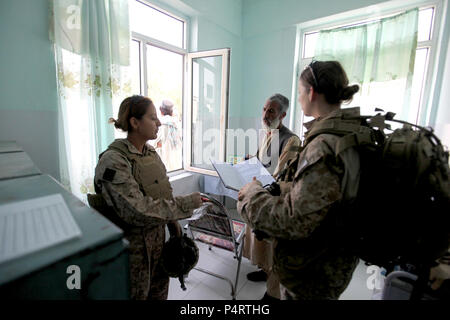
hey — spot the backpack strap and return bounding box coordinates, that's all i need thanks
[335,126,374,155]
[305,118,375,155]
[287,145,304,153]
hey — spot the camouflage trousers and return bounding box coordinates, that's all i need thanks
[275,248,359,300]
[279,283,345,300]
[278,258,357,300]
[128,225,169,300]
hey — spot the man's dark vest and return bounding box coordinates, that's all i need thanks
[257,125,297,169]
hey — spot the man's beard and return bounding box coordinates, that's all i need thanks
[261,117,281,131]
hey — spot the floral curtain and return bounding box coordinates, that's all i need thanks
[49,0,132,201]
[313,8,419,122]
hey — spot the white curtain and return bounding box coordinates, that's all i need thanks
[314,9,419,122]
[49,0,132,201]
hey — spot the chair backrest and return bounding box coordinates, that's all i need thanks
[188,194,234,240]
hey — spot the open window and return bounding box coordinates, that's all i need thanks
[185,48,230,176]
[127,1,230,176]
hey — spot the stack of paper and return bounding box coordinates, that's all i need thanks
[0,194,82,264]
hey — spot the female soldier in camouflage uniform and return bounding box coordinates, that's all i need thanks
[237,61,361,299]
[93,95,203,300]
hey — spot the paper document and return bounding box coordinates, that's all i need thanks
[203,175,239,200]
[210,158,275,192]
[0,194,82,265]
[187,203,212,221]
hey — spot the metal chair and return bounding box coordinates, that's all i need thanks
[184,193,246,300]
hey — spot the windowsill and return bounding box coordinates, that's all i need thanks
[168,169,197,182]
[168,169,202,196]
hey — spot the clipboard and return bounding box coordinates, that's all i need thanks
[210,158,275,192]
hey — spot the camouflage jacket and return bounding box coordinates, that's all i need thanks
[94,139,198,227]
[94,139,198,300]
[237,108,362,299]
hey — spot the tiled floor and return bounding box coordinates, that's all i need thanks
[168,240,375,300]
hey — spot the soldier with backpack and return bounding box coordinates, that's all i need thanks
[237,60,361,299]
[237,60,450,300]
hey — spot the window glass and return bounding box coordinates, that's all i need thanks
[130,40,141,95]
[409,47,429,124]
[146,45,183,172]
[303,32,318,59]
[129,1,186,172]
[191,56,223,170]
[418,7,434,41]
[130,0,184,48]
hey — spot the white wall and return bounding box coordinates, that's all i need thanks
[0,0,60,179]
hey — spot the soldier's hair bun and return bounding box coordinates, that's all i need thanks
[108,117,120,129]
[340,85,360,103]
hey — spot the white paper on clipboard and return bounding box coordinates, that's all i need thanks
[210,158,275,192]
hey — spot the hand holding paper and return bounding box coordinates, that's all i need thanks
[238,177,262,201]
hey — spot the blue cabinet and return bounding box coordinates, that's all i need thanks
[0,142,129,299]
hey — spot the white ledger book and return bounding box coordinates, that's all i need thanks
[0,194,82,265]
[210,158,275,192]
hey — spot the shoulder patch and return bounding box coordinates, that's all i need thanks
[103,168,116,182]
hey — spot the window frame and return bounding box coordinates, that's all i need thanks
[184,48,231,176]
[290,0,445,138]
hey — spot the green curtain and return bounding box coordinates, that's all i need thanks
[49,0,131,201]
[314,8,419,120]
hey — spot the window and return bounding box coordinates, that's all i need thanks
[130,0,185,48]
[123,0,186,173]
[126,0,230,175]
[186,49,230,174]
[292,1,442,137]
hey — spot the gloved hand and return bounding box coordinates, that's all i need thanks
[190,192,203,208]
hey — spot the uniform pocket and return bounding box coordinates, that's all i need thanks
[136,157,167,199]
[143,180,162,199]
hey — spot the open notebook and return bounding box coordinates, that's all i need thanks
[210,158,275,192]
[0,194,82,265]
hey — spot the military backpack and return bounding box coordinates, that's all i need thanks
[280,109,450,273]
